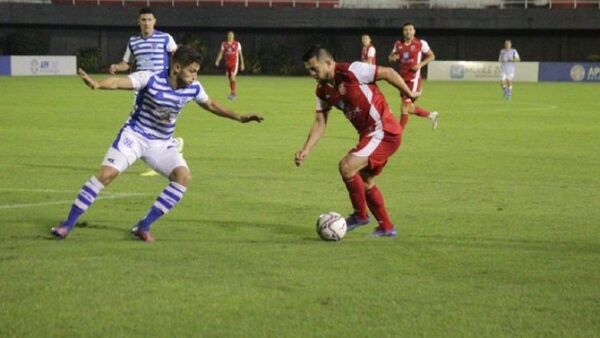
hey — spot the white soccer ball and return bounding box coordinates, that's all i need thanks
[316,212,347,241]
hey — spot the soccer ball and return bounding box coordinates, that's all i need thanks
[316,212,347,241]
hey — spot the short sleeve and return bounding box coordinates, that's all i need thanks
[166,34,177,53]
[349,62,377,84]
[193,83,210,105]
[128,71,153,90]
[316,97,331,112]
[367,46,376,58]
[122,44,132,63]
[513,49,520,60]
[421,40,431,54]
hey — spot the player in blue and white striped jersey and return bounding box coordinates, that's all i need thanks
[51,46,263,242]
[109,7,177,74]
[109,7,180,177]
[499,39,520,99]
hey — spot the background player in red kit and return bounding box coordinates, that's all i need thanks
[215,31,245,100]
[389,22,439,130]
[361,34,376,65]
[295,45,418,237]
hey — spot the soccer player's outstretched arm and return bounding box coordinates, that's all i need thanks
[295,110,328,167]
[376,66,419,100]
[78,68,134,90]
[198,99,263,123]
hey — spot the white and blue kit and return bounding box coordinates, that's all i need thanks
[123,30,177,72]
[499,48,520,81]
[102,70,209,176]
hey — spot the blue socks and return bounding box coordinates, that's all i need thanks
[137,182,187,231]
[63,176,104,229]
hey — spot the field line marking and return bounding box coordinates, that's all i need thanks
[0,190,148,210]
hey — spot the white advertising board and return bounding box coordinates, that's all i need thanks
[10,55,76,76]
[428,61,539,82]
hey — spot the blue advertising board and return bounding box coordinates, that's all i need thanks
[539,62,600,82]
[0,56,11,76]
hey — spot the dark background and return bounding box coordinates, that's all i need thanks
[1,3,599,74]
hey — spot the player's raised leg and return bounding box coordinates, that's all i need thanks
[403,90,438,130]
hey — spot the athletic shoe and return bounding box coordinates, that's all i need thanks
[227,94,236,101]
[50,225,70,239]
[346,213,371,231]
[430,111,439,130]
[175,137,184,153]
[130,225,155,243]
[140,170,159,177]
[372,227,397,237]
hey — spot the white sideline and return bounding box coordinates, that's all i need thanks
[0,189,148,210]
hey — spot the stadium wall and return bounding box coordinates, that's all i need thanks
[1,3,599,74]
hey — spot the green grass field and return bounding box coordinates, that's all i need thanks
[1,74,599,337]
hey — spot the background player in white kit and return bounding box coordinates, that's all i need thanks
[108,7,183,176]
[360,34,376,65]
[51,46,263,242]
[499,39,520,100]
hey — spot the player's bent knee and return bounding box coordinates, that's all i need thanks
[169,167,191,187]
[338,159,356,179]
[96,166,119,186]
[360,172,375,189]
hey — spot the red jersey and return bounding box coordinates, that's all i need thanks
[391,38,431,82]
[315,62,400,137]
[361,44,376,64]
[221,40,241,66]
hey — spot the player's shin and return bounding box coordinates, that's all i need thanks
[342,175,369,220]
[414,106,431,117]
[365,186,394,231]
[137,181,187,231]
[62,176,105,229]
[230,80,236,95]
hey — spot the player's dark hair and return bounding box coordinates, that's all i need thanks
[402,22,415,30]
[302,45,334,62]
[140,7,154,16]
[172,45,203,67]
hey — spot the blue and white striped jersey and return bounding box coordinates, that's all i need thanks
[123,30,177,72]
[499,48,520,74]
[126,70,209,140]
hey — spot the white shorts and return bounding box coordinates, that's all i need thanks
[502,73,515,81]
[101,125,188,177]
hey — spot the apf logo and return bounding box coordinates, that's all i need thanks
[570,64,586,81]
[587,66,600,81]
[450,64,464,79]
[30,59,39,74]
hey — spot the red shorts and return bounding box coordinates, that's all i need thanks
[225,62,239,76]
[401,77,422,103]
[350,132,401,176]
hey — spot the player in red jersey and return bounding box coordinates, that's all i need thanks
[295,45,418,237]
[215,31,245,100]
[361,34,376,65]
[389,22,439,130]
